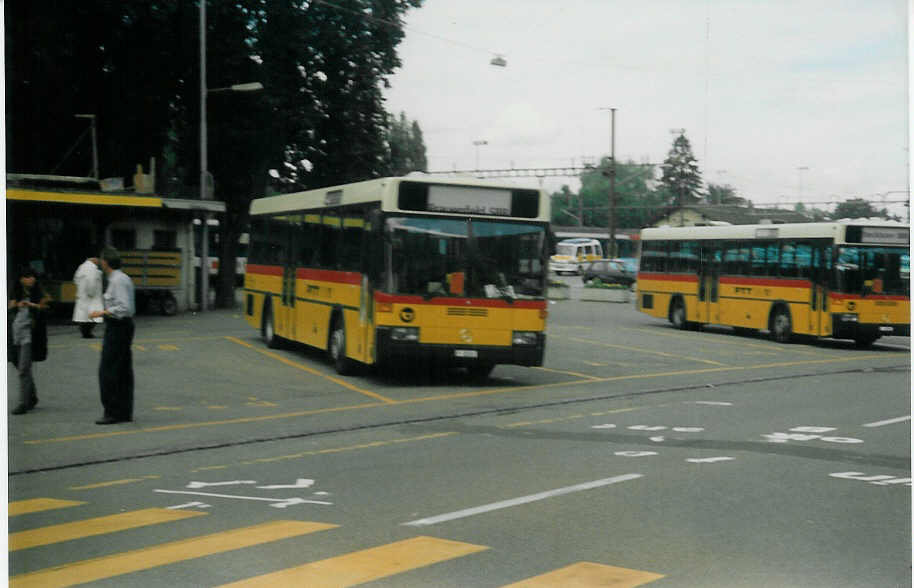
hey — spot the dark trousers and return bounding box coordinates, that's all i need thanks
[99,317,134,420]
[79,323,95,338]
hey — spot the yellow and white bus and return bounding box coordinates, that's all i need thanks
[243,176,551,377]
[636,221,910,346]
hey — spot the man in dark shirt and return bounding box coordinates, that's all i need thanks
[90,247,136,425]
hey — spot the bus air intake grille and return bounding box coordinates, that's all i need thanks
[447,307,489,317]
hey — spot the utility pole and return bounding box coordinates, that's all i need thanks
[599,107,617,257]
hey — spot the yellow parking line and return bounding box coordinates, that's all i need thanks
[9,498,86,517]
[565,336,729,366]
[225,336,395,404]
[10,520,335,588]
[10,508,205,551]
[69,475,160,490]
[218,536,488,587]
[501,561,664,587]
[533,366,601,380]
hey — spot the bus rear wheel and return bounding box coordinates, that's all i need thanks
[770,307,792,343]
[854,334,879,348]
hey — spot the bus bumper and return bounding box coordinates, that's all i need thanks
[831,315,910,339]
[375,328,546,367]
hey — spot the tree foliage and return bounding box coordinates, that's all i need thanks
[706,183,747,206]
[830,198,900,221]
[658,133,703,207]
[386,111,428,175]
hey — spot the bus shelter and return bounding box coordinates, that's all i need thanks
[6,177,225,314]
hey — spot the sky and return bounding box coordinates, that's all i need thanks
[384,0,911,218]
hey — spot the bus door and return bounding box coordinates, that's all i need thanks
[808,243,830,336]
[698,243,721,324]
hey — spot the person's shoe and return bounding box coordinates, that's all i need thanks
[95,416,122,425]
[27,397,38,409]
[11,405,31,415]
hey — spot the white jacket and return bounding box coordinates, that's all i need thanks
[72,259,104,323]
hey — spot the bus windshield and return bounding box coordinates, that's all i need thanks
[556,244,577,256]
[387,217,546,299]
[835,246,910,296]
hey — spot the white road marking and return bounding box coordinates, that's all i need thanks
[402,474,643,527]
[686,457,735,463]
[862,415,911,428]
[166,501,212,510]
[154,489,333,507]
[257,478,315,490]
[186,480,257,489]
[691,401,733,406]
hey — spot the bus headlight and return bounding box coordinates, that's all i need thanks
[390,327,419,342]
[512,331,538,346]
[839,313,859,323]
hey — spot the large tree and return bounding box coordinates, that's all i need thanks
[658,132,703,207]
[706,183,747,206]
[551,159,664,229]
[386,111,427,175]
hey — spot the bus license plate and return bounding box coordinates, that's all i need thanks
[455,350,478,358]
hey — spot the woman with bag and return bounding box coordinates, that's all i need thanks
[8,267,51,415]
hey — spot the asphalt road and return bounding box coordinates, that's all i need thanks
[7,291,911,587]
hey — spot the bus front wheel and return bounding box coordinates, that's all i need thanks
[670,298,688,330]
[770,307,792,343]
[329,317,357,375]
[467,362,495,382]
[262,304,280,349]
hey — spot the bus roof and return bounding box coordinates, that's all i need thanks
[249,176,549,222]
[641,220,909,243]
[556,238,601,245]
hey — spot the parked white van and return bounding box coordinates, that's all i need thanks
[549,238,604,274]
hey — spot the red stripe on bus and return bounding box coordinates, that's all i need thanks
[245,264,283,276]
[295,268,362,284]
[829,293,909,301]
[374,292,547,309]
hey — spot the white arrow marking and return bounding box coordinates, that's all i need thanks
[686,457,735,463]
[155,489,332,506]
[166,501,211,510]
[591,424,616,429]
[649,436,665,442]
[257,478,315,490]
[186,480,258,489]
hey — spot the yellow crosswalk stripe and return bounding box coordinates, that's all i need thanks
[10,520,336,588]
[219,535,488,587]
[501,562,665,587]
[10,508,206,551]
[9,498,86,517]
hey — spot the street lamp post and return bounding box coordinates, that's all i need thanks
[74,114,98,179]
[473,140,488,174]
[199,0,263,311]
[599,107,617,257]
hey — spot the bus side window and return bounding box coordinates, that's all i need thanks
[795,243,813,279]
[318,212,341,269]
[779,242,798,278]
[723,242,748,275]
[297,215,321,266]
[339,207,365,271]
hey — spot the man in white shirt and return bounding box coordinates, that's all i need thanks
[90,247,136,425]
[72,257,104,338]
